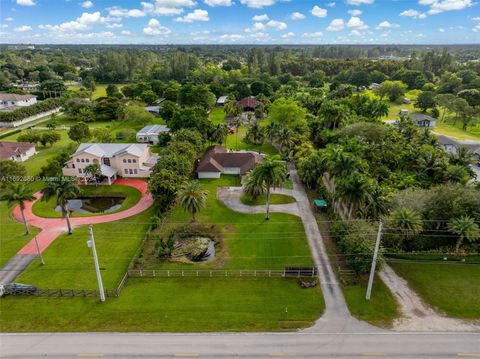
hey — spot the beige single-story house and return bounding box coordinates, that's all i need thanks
[196,146,262,179]
[62,143,158,184]
[0,141,36,162]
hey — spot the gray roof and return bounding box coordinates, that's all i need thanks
[137,125,170,135]
[0,93,36,101]
[411,114,436,122]
[100,164,117,177]
[74,143,148,158]
[145,106,160,113]
[435,134,480,153]
[217,96,228,104]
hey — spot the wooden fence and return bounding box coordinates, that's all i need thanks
[128,267,318,278]
[3,287,120,298]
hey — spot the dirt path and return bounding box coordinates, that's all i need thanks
[380,264,480,332]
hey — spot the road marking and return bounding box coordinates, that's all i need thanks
[77,355,104,357]
[363,353,385,357]
[458,355,480,357]
[174,355,199,357]
[269,354,296,357]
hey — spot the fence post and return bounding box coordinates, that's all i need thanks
[240,270,242,277]
[196,271,199,277]
[182,271,184,277]
[153,270,156,277]
[140,269,143,277]
[168,270,170,277]
[210,271,212,277]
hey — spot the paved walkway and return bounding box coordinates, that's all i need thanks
[0,179,153,285]
[217,163,378,333]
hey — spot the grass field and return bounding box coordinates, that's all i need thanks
[68,84,127,100]
[226,126,278,156]
[149,175,315,270]
[343,275,400,328]
[31,184,141,218]
[0,277,323,332]
[210,107,226,125]
[0,202,40,267]
[390,262,480,319]
[16,207,154,289]
[240,193,296,206]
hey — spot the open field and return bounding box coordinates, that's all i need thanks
[225,126,277,156]
[31,184,141,218]
[0,277,323,332]
[390,262,480,319]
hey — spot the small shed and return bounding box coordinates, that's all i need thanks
[217,96,228,106]
[399,109,409,116]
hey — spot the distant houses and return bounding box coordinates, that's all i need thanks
[196,145,262,179]
[0,93,37,112]
[0,141,36,162]
[411,114,436,128]
[136,125,170,145]
[62,143,159,184]
[237,96,261,112]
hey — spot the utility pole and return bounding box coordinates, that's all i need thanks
[34,236,45,265]
[366,221,383,300]
[87,224,105,302]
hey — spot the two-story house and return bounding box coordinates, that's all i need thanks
[62,143,158,184]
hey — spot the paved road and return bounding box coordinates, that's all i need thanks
[1,332,479,358]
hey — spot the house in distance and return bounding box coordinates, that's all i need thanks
[0,93,37,112]
[0,141,36,162]
[136,125,170,145]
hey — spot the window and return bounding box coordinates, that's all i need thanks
[103,158,111,166]
[124,169,128,174]
[76,158,80,163]
[127,159,132,163]
[81,159,85,163]
[85,159,89,163]
[133,169,138,174]
[132,159,137,163]
[123,159,126,163]
[78,168,83,174]
[72,164,75,169]
[129,169,133,174]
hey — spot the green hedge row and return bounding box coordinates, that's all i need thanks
[0,97,65,123]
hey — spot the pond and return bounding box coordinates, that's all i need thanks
[55,197,125,214]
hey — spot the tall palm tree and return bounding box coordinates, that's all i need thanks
[389,208,423,249]
[277,126,294,157]
[0,183,36,234]
[448,216,480,255]
[242,170,266,200]
[249,157,287,220]
[41,177,81,234]
[178,181,209,222]
[265,122,279,145]
[335,172,372,220]
[209,124,229,146]
[371,101,389,120]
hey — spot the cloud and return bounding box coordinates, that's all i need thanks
[289,12,305,20]
[121,30,131,35]
[14,25,32,32]
[141,0,195,16]
[424,0,474,15]
[376,20,399,29]
[326,2,336,7]
[107,23,123,28]
[81,1,93,8]
[346,0,373,4]
[439,27,445,32]
[347,16,368,29]
[108,7,146,18]
[473,24,480,32]
[5,17,14,21]
[266,19,287,30]
[240,0,276,8]
[16,0,35,6]
[400,9,427,18]
[348,9,362,15]
[252,14,269,21]
[245,22,266,32]
[143,18,171,35]
[311,6,327,18]
[204,0,232,5]
[39,11,108,33]
[473,17,480,21]
[302,31,323,37]
[175,9,209,22]
[219,34,245,41]
[326,18,344,31]
[281,31,295,38]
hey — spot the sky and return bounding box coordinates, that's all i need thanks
[1,0,479,44]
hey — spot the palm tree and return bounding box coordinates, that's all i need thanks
[225,99,242,150]
[84,163,102,186]
[448,216,480,255]
[209,124,229,146]
[277,126,294,157]
[389,208,423,249]
[371,101,389,120]
[178,181,209,222]
[242,170,266,200]
[450,147,475,167]
[249,157,287,220]
[0,183,36,234]
[41,177,81,234]
[265,122,279,145]
[335,172,372,220]
[245,122,265,145]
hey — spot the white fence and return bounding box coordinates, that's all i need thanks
[0,108,61,128]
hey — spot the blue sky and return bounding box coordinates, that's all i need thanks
[1,0,479,44]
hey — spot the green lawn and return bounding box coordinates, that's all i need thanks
[68,84,127,100]
[16,207,154,289]
[434,120,480,141]
[31,184,141,218]
[390,262,480,319]
[210,107,226,125]
[0,277,323,332]
[240,193,296,206]
[151,175,314,270]
[343,275,400,328]
[0,202,40,267]
[226,126,278,156]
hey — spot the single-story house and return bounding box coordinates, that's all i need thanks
[136,125,170,145]
[237,96,261,112]
[62,143,158,184]
[196,146,262,179]
[216,96,228,106]
[144,105,161,115]
[0,141,36,162]
[370,83,381,90]
[411,114,436,128]
[0,93,37,112]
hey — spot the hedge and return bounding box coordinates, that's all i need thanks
[0,97,66,123]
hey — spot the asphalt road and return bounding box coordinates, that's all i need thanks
[1,332,479,358]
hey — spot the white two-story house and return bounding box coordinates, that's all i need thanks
[62,143,158,184]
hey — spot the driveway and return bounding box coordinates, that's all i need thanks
[0,179,153,285]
